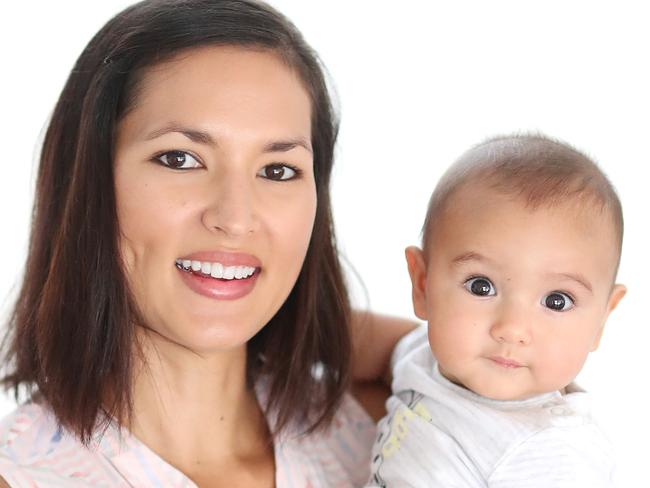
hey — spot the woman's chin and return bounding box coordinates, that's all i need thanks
[137,318,261,356]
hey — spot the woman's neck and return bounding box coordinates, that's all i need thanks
[127,328,274,485]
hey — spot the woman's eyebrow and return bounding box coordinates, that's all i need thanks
[143,124,312,154]
[144,124,215,145]
[263,139,312,154]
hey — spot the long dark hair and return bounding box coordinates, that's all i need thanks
[2,0,351,443]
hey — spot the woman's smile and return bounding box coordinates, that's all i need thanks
[175,250,262,300]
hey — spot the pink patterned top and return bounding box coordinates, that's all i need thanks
[0,393,375,487]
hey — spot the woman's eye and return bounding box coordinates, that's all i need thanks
[464,277,496,297]
[154,150,202,169]
[543,292,575,312]
[258,164,298,181]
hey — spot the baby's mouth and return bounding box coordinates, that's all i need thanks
[489,356,524,368]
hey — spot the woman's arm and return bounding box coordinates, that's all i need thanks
[351,310,418,383]
[350,311,418,421]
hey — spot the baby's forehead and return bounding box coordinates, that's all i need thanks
[447,182,614,234]
[425,181,622,283]
[422,135,623,265]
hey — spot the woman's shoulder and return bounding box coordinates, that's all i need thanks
[0,403,71,486]
[0,403,132,487]
[0,403,53,456]
[274,392,377,488]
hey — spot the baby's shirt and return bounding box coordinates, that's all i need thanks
[369,327,615,487]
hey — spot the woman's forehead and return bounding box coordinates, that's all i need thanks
[117,45,312,146]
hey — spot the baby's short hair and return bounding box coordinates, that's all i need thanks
[422,134,623,271]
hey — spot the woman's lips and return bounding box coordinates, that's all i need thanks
[175,251,262,300]
[178,251,262,268]
[178,266,259,300]
[489,356,523,368]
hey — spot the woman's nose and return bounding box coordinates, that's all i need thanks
[489,301,532,346]
[201,175,259,238]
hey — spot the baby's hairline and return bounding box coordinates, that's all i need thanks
[419,134,624,278]
[422,183,620,275]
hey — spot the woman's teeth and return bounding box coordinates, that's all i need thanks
[176,259,256,280]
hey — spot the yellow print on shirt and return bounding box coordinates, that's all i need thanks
[381,406,413,458]
[381,400,432,459]
[381,402,431,458]
[412,400,432,422]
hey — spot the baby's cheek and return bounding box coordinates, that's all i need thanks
[535,344,587,391]
[429,323,471,366]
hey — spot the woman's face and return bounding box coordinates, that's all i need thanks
[114,46,316,353]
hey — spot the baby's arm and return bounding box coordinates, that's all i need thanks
[489,424,615,488]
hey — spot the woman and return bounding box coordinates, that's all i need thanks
[0,0,412,486]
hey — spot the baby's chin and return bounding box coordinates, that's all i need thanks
[452,373,556,402]
[477,387,538,402]
[439,363,564,401]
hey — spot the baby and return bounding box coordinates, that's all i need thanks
[369,134,626,487]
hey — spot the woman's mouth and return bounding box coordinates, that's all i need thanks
[175,259,257,280]
[175,257,261,300]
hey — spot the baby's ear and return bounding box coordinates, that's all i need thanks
[405,246,428,321]
[591,284,627,351]
[607,284,627,314]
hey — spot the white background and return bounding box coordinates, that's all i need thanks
[0,1,648,485]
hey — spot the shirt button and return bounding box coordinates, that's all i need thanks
[550,406,572,416]
[542,401,561,409]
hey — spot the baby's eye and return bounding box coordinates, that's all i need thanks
[543,292,575,312]
[464,277,496,297]
[154,150,202,170]
[257,163,299,181]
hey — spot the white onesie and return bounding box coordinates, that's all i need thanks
[369,327,615,487]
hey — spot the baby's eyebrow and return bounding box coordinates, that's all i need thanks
[451,253,594,294]
[551,272,593,294]
[451,251,492,266]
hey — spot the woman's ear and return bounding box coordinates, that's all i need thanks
[405,246,428,321]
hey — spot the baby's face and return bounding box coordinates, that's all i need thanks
[406,183,626,400]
